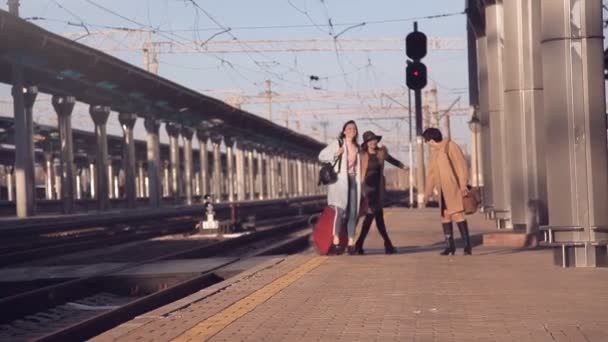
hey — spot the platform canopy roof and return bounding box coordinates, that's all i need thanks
[0,10,325,156]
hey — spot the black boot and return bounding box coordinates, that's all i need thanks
[440,222,455,255]
[375,210,396,254]
[457,221,472,255]
[355,214,373,255]
[353,240,365,255]
[384,242,396,255]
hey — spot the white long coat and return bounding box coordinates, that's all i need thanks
[318,139,361,213]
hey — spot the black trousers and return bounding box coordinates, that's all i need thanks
[355,209,393,248]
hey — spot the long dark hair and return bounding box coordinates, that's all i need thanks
[339,120,359,145]
[361,140,375,152]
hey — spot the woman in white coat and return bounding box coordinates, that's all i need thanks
[318,120,361,255]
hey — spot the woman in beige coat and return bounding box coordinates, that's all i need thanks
[422,128,472,255]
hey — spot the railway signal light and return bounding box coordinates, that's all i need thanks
[406,61,427,90]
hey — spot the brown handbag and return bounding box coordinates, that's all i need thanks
[444,142,479,215]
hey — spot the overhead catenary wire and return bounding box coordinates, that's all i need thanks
[25,10,466,34]
[24,1,467,150]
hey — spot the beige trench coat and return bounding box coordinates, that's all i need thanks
[424,139,469,216]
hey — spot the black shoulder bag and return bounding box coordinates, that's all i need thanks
[318,139,343,185]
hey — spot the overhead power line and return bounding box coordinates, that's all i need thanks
[25,11,466,33]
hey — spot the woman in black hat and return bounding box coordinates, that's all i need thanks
[354,130,405,254]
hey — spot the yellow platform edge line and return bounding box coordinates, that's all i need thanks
[173,256,328,342]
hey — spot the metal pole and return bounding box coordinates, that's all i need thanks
[137,162,145,198]
[226,137,235,202]
[257,149,265,200]
[486,2,511,228]
[76,170,82,200]
[107,162,114,200]
[162,160,170,198]
[415,88,425,208]
[118,112,137,209]
[89,161,95,199]
[90,105,110,210]
[211,135,222,202]
[182,127,194,205]
[7,166,14,202]
[247,148,255,200]
[53,95,76,214]
[197,130,209,197]
[144,118,161,207]
[13,78,36,217]
[541,0,608,267]
[44,152,55,200]
[235,139,246,201]
[504,0,547,233]
[166,123,182,203]
[268,152,276,199]
[408,89,414,208]
[476,35,493,214]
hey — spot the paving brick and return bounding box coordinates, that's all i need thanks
[95,209,608,341]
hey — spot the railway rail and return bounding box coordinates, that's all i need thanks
[0,214,318,341]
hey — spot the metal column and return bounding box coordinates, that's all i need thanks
[107,162,114,200]
[118,112,137,209]
[256,149,265,200]
[234,139,246,201]
[280,153,288,198]
[90,105,111,210]
[75,168,82,200]
[225,137,236,202]
[415,136,425,208]
[211,135,223,202]
[44,152,55,200]
[6,166,14,201]
[162,160,170,198]
[283,156,289,198]
[476,34,493,215]
[144,118,161,207]
[304,161,311,195]
[292,158,298,197]
[137,162,145,198]
[541,0,608,267]
[288,157,294,197]
[503,0,547,233]
[269,152,277,199]
[166,123,182,203]
[89,161,95,199]
[466,13,484,191]
[247,147,255,200]
[269,151,276,199]
[296,158,304,197]
[182,127,194,205]
[197,130,209,197]
[486,3,511,227]
[52,95,76,214]
[12,79,37,217]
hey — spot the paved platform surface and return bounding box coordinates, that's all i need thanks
[94,208,608,342]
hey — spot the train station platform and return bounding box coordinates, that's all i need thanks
[93,208,608,342]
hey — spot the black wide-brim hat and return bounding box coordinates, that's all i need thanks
[362,131,382,144]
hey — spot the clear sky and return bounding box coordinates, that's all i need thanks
[0,0,470,164]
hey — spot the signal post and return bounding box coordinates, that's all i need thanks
[406,22,428,208]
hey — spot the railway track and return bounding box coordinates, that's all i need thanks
[0,217,198,267]
[0,197,325,267]
[0,214,317,341]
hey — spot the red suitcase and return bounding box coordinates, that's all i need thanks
[312,206,348,255]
